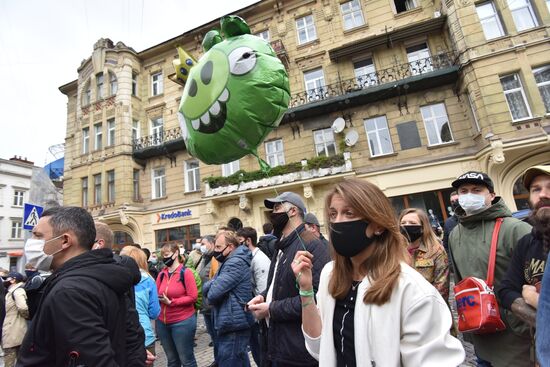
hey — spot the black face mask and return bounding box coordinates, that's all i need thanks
[162,254,176,267]
[330,220,375,258]
[25,270,38,279]
[401,225,423,243]
[213,246,228,263]
[269,211,290,236]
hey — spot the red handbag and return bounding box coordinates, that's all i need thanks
[454,218,507,334]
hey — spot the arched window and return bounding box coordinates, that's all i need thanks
[82,79,91,106]
[228,217,243,231]
[113,231,134,252]
[110,71,118,95]
[513,174,530,210]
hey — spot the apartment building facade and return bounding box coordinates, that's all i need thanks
[59,0,550,251]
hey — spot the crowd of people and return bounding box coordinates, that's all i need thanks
[0,164,548,366]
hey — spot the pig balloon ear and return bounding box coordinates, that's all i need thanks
[202,30,224,52]
[220,15,251,38]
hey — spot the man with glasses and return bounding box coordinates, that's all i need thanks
[17,206,146,366]
[248,192,330,367]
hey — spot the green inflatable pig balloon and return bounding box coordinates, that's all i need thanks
[176,15,290,165]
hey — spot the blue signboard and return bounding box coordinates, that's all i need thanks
[23,203,44,230]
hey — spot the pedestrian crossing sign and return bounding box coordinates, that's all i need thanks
[23,203,44,230]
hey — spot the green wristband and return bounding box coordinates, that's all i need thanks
[302,299,314,308]
[299,289,314,297]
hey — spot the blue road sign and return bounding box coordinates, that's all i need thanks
[23,203,44,230]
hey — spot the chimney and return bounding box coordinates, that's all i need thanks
[9,155,34,165]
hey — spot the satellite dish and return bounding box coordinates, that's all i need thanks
[344,129,359,147]
[331,117,345,133]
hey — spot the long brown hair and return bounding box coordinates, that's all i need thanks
[121,245,149,273]
[325,179,409,306]
[398,208,441,257]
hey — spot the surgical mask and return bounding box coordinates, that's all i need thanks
[150,257,158,265]
[24,234,65,271]
[401,225,423,243]
[200,245,209,254]
[458,193,487,214]
[330,220,375,258]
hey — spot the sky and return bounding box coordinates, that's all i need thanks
[0,0,257,166]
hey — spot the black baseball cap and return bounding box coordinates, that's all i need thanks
[451,171,494,193]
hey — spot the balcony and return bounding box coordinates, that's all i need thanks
[132,127,184,159]
[270,39,289,68]
[283,52,459,122]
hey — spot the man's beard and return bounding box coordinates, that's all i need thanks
[530,200,550,256]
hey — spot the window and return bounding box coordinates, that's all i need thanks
[354,58,378,87]
[341,0,365,30]
[222,160,240,177]
[11,220,22,239]
[150,117,164,145]
[185,160,200,192]
[500,73,532,121]
[407,43,432,75]
[394,0,418,13]
[547,0,550,14]
[110,72,118,95]
[152,168,166,199]
[132,73,138,96]
[396,121,422,150]
[13,190,24,206]
[82,128,90,154]
[476,2,505,39]
[132,120,141,141]
[296,15,317,45]
[93,173,102,205]
[83,82,91,105]
[420,103,454,145]
[255,30,270,41]
[304,68,326,101]
[155,224,200,251]
[96,73,104,100]
[533,65,550,113]
[107,170,115,202]
[81,177,88,207]
[265,139,285,167]
[313,128,337,157]
[508,0,538,31]
[364,116,394,156]
[151,72,163,96]
[133,169,140,201]
[94,123,103,150]
[107,119,115,146]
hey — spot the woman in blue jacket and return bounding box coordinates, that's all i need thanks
[203,230,254,367]
[121,246,161,355]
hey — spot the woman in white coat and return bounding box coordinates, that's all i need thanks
[291,179,464,367]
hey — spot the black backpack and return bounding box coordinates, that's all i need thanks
[24,273,49,320]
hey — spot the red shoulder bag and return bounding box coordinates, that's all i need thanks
[453,218,507,334]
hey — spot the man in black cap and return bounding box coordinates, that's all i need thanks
[304,213,329,247]
[248,192,330,367]
[448,171,532,367]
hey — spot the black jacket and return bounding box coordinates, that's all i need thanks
[442,214,458,252]
[257,234,278,260]
[262,224,330,366]
[498,230,546,310]
[17,249,146,367]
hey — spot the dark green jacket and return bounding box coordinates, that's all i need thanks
[449,197,532,367]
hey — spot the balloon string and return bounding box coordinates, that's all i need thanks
[252,152,308,252]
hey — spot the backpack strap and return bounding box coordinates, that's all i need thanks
[179,266,188,292]
[486,218,504,287]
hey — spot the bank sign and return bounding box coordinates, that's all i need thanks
[156,209,192,223]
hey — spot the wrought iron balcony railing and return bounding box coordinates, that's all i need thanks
[289,53,455,108]
[133,127,182,151]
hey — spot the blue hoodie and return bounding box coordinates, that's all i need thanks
[135,270,161,346]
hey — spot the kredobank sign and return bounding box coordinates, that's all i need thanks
[156,209,192,223]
